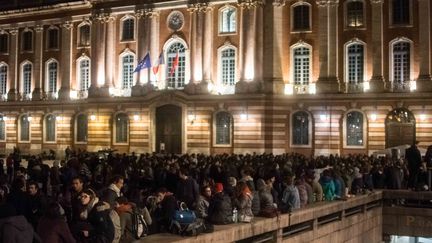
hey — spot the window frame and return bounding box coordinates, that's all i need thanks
[113,112,129,145]
[119,50,136,92]
[0,31,9,54]
[76,55,91,92]
[389,37,413,84]
[0,62,8,96]
[20,61,33,98]
[213,111,233,147]
[45,58,59,95]
[343,110,367,149]
[344,39,366,85]
[291,2,312,33]
[43,113,57,143]
[290,110,313,148]
[120,15,136,42]
[21,28,33,53]
[0,114,6,142]
[290,42,312,86]
[217,44,237,94]
[46,26,59,50]
[18,114,31,143]
[74,113,88,144]
[218,5,237,35]
[389,0,412,27]
[165,42,187,89]
[344,0,366,29]
[77,22,91,47]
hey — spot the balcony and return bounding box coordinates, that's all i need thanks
[391,80,416,92]
[346,82,365,93]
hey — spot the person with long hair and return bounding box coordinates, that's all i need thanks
[233,181,253,223]
[37,202,75,243]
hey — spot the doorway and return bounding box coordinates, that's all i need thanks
[155,104,182,154]
[385,108,416,148]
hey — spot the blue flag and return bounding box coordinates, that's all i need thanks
[134,53,151,73]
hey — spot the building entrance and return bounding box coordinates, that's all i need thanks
[385,108,416,148]
[155,104,182,154]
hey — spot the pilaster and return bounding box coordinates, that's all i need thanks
[416,0,432,92]
[32,25,44,101]
[7,28,18,101]
[369,0,385,92]
[58,21,73,100]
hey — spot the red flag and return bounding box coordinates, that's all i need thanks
[169,52,179,75]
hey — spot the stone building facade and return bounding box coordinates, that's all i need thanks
[0,0,430,156]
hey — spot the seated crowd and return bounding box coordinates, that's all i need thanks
[0,147,430,243]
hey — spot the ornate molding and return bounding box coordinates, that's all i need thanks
[316,0,339,7]
[9,28,18,35]
[136,8,160,19]
[61,21,73,30]
[187,3,212,13]
[238,0,265,9]
[34,25,44,32]
[91,10,115,23]
[371,0,384,4]
[272,0,286,7]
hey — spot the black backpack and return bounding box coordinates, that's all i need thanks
[169,218,213,236]
[129,210,148,239]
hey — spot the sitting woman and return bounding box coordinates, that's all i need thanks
[37,202,76,243]
[233,182,253,223]
[196,185,212,220]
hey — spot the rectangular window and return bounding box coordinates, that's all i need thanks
[122,19,134,41]
[393,0,409,25]
[293,5,310,31]
[293,47,310,85]
[0,65,7,94]
[47,29,59,49]
[23,64,32,95]
[347,2,364,27]
[122,55,134,89]
[0,120,5,141]
[22,31,33,52]
[0,34,8,53]
[48,62,57,93]
[347,44,364,84]
[20,116,30,142]
[79,25,90,46]
[79,59,90,91]
[393,42,410,83]
[221,49,236,86]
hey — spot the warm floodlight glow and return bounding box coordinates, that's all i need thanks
[284,84,293,95]
[320,114,328,121]
[56,116,63,121]
[90,114,96,121]
[207,82,214,93]
[27,116,33,122]
[370,113,377,121]
[420,114,426,121]
[188,113,195,123]
[69,90,78,99]
[309,83,316,94]
[240,113,248,121]
[410,81,416,91]
[363,82,370,91]
[133,114,140,121]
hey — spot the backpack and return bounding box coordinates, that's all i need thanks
[129,210,148,239]
[170,218,213,236]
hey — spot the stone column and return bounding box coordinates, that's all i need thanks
[316,0,340,93]
[7,28,18,101]
[101,14,116,96]
[89,11,107,97]
[369,0,385,92]
[132,9,147,96]
[254,2,263,84]
[149,11,160,86]
[202,6,213,83]
[416,0,432,91]
[58,21,73,100]
[32,25,43,100]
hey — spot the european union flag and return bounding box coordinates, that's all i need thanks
[134,53,151,73]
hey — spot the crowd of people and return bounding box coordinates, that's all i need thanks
[0,143,430,243]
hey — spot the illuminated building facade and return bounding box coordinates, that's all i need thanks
[0,0,430,156]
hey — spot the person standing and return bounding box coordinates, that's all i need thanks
[406,141,422,189]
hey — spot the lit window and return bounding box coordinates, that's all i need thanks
[393,41,410,83]
[392,0,409,25]
[166,42,186,89]
[115,113,128,143]
[121,54,134,89]
[78,58,90,91]
[221,48,236,86]
[215,112,232,145]
[0,64,7,95]
[0,115,4,141]
[0,33,8,53]
[122,18,135,41]
[346,111,364,146]
[346,1,364,27]
[47,61,58,93]
[76,114,88,143]
[47,28,59,49]
[292,111,309,145]
[293,47,310,85]
[220,7,236,33]
[347,44,364,84]
[22,30,33,52]
[293,4,310,31]
[45,114,56,142]
[79,24,90,46]
[19,115,30,142]
[22,63,32,95]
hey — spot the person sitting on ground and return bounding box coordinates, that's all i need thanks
[233,181,253,223]
[207,183,233,225]
[196,185,212,220]
[102,175,124,209]
[281,175,300,212]
[115,196,152,242]
[320,169,336,201]
[154,187,177,232]
[37,202,76,243]
[0,203,38,243]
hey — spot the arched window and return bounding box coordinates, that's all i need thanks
[79,24,90,46]
[78,57,90,91]
[22,30,33,52]
[292,111,310,146]
[214,112,232,145]
[121,54,134,90]
[293,46,310,85]
[346,111,364,146]
[122,18,135,41]
[0,33,8,53]
[46,60,58,94]
[0,64,7,95]
[76,114,88,143]
[44,114,56,142]
[292,4,310,31]
[22,62,32,97]
[166,42,186,89]
[392,41,410,83]
[47,27,59,49]
[346,1,364,27]
[114,113,128,144]
[219,7,236,33]
[392,0,409,25]
[347,43,364,84]
[19,115,30,142]
[220,48,236,86]
[0,115,5,141]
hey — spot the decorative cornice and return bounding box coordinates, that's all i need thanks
[272,0,286,7]
[238,0,264,9]
[316,0,339,7]
[371,0,384,4]
[34,25,44,32]
[9,28,18,35]
[135,8,160,18]
[62,21,73,29]
[187,3,212,13]
[91,9,115,23]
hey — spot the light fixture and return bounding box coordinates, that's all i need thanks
[370,113,377,121]
[133,113,140,121]
[90,114,96,121]
[363,82,370,91]
[420,113,426,121]
[27,116,33,122]
[240,113,248,121]
[309,83,316,94]
[410,80,417,91]
[284,84,294,95]
[320,114,328,122]
[56,116,63,121]
[188,111,195,123]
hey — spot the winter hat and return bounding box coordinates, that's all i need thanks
[215,183,224,193]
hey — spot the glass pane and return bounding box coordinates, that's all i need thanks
[76,114,88,142]
[0,65,7,94]
[215,112,231,145]
[0,34,8,53]
[79,25,90,46]
[45,115,56,142]
[347,44,364,84]
[116,114,128,143]
[122,55,134,89]
[347,2,364,27]
[393,0,409,24]
[292,111,309,145]
[166,42,186,89]
[20,115,30,141]
[0,116,5,141]
[346,111,363,146]
[293,47,310,85]
[221,48,236,86]
[293,5,310,30]
[48,62,57,92]
[23,64,32,95]
[79,59,90,91]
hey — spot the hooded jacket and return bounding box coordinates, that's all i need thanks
[0,215,35,243]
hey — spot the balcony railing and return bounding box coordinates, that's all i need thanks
[294,84,309,94]
[347,83,364,93]
[391,80,414,92]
